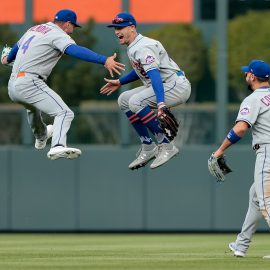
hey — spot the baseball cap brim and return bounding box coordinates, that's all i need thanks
[240,66,249,72]
[73,22,82,28]
[107,22,131,28]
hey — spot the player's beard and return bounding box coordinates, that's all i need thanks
[247,84,253,92]
[246,78,253,92]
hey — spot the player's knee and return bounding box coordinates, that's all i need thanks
[118,92,130,111]
[128,95,143,113]
[249,184,256,199]
[66,109,74,121]
[59,109,74,122]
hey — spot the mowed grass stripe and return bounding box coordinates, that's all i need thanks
[0,234,269,270]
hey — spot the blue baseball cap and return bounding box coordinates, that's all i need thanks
[107,12,136,28]
[54,9,81,27]
[241,59,270,78]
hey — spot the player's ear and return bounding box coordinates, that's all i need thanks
[130,25,136,32]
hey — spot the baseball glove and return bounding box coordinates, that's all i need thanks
[1,45,13,66]
[158,106,179,141]
[208,153,232,182]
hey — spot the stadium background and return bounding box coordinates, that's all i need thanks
[0,0,269,232]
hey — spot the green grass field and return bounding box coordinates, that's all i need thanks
[0,233,269,269]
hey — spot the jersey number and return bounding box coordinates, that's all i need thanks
[21,35,35,54]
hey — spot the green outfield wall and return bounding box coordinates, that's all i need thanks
[0,145,268,232]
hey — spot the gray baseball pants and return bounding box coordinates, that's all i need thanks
[8,72,74,147]
[118,73,191,113]
[234,144,270,253]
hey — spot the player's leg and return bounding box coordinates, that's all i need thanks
[127,75,191,168]
[11,76,81,159]
[162,73,191,108]
[254,145,270,225]
[8,76,51,147]
[118,87,154,145]
[24,106,53,149]
[253,146,270,227]
[229,183,262,257]
[127,89,177,169]
[150,75,191,168]
[118,87,157,169]
[8,75,52,149]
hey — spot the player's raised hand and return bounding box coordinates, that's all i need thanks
[104,53,125,77]
[100,78,121,95]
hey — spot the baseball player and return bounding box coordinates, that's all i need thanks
[211,60,270,258]
[1,9,125,160]
[100,12,191,169]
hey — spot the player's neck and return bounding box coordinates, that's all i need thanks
[254,82,270,90]
[128,32,138,46]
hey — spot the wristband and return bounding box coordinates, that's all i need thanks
[226,129,241,144]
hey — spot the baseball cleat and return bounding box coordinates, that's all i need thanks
[229,242,245,257]
[128,144,158,170]
[150,142,179,169]
[47,146,81,160]
[35,124,53,150]
[263,255,270,259]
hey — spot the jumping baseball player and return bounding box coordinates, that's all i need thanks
[100,12,191,169]
[209,60,270,259]
[1,9,125,160]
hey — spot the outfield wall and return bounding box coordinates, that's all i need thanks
[0,145,268,232]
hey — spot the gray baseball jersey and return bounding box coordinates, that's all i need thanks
[236,87,270,146]
[8,22,77,148]
[12,22,76,80]
[127,34,181,86]
[119,34,191,114]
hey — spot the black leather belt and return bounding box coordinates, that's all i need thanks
[253,144,260,150]
[38,75,45,81]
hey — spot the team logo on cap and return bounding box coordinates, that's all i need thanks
[145,55,155,64]
[240,106,250,115]
[112,16,124,24]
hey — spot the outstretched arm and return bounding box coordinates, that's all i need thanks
[119,69,139,85]
[100,70,139,95]
[64,44,125,77]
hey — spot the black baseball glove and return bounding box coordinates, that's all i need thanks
[208,153,232,182]
[158,106,179,141]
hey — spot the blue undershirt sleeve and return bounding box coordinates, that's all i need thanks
[64,44,107,65]
[7,44,19,63]
[147,68,165,104]
[119,70,139,85]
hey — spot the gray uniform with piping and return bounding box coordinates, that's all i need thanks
[8,22,75,147]
[234,87,270,253]
[118,34,191,113]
